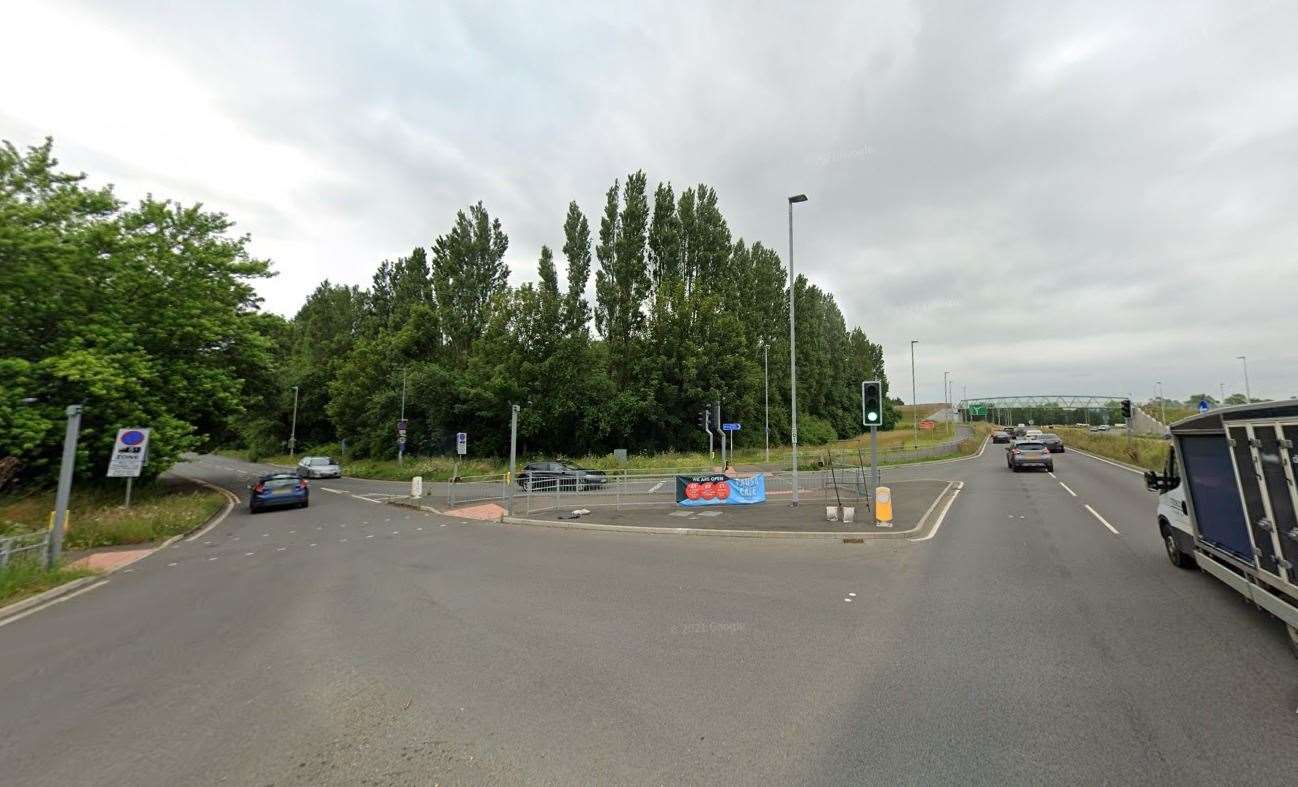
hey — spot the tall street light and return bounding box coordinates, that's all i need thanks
[1156,381,1166,425]
[1237,355,1251,401]
[910,340,919,448]
[289,385,300,458]
[760,339,770,463]
[788,193,807,505]
[1219,382,1226,404]
[943,370,952,436]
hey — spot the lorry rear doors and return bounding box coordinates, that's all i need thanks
[1225,420,1298,591]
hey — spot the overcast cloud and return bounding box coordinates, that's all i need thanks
[3,0,1296,403]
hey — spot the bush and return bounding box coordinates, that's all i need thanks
[796,415,837,446]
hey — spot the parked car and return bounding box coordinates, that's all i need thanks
[1007,441,1054,472]
[1040,433,1064,453]
[249,472,309,512]
[297,455,341,478]
[1088,424,1111,432]
[517,461,608,491]
[992,430,1012,444]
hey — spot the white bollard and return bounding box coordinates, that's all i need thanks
[411,476,423,499]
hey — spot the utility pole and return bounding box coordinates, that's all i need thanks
[1237,355,1251,401]
[910,340,919,449]
[49,405,82,569]
[288,385,299,458]
[762,341,770,463]
[788,194,807,505]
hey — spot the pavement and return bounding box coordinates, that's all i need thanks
[1,448,1296,784]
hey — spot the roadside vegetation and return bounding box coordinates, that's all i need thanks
[0,480,225,550]
[0,558,96,606]
[1053,427,1169,472]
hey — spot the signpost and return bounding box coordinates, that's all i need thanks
[968,403,987,419]
[397,419,408,465]
[1198,399,1210,413]
[919,419,936,431]
[456,432,467,455]
[721,423,741,432]
[106,427,150,508]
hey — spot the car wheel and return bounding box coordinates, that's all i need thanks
[1161,524,1193,569]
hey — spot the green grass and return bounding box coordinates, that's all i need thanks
[0,480,226,550]
[0,555,97,607]
[1054,427,1169,472]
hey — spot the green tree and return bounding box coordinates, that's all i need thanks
[431,202,509,359]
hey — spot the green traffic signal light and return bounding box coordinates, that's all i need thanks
[862,380,882,426]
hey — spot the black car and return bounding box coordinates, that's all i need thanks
[1040,433,1065,453]
[249,472,309,512]
[991,430,1011,444]
[517,461,608,491]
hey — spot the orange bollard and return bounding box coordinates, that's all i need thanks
[875,486,893,527]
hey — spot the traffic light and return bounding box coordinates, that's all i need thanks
[698,410,710,430]
[862,380,883,426]
[1121,398,1132,418]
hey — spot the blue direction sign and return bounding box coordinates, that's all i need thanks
[1198,399,1210,413]
[721,422,741,431]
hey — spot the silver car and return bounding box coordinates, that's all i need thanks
[297,456,341,478]
[1007,441,1054,472]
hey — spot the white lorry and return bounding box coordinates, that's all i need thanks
[1146,400,1298,656]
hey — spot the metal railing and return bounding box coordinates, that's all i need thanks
[0,530,50,569]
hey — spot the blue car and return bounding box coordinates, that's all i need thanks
[249,472,309,513]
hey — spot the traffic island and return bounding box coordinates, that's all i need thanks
[496,478,953,540]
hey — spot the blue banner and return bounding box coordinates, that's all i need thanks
[675,473,766,506]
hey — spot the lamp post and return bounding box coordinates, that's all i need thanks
[910,340,919,448]
[788,193,807,505]
[760,339,770,463]
[1156,381,1166,425]
[288,385,299,458]
[1237,355,1251,401]
[1219,382,1225,405]
[943,370,952,436]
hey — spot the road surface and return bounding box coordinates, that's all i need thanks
[1,447,1295,784]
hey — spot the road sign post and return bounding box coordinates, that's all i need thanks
[397,419,408,465]
[107,428,150,509]
[50,405,83,569]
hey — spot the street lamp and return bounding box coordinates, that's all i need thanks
[1156,381,1166,426]
[288,385,300,458]
[759,339,770,463]
[1236,356,1251,401]
[788,193,807,505]
[910,340,919,448]
[943,370,952,436]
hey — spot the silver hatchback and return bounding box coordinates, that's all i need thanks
[1007,441,1054,472]
[297,456,342,478]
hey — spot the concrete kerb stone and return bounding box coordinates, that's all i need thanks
[382,480,958,541]
[0,576,101,623]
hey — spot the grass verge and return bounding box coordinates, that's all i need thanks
[1054,428,1168,472]
[0,556,97,607]
[0,479,226,550]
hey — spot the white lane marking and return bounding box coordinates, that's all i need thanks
[1058,481,1078,497]
[276,547,286,552]
[167,562,178,567]
[910,487,962,542]
[648,481,666,493]
[310,543,317,547]
[1069,447,1144,475]
[245,552,255,556]
[366,534,374,539]
[1048,471,1056,478]
[848,592,857,597]
[208,556,218,561]
[339,538,348,542]
[322,487,346,494]
[288,530,295,534]
[417,527,423,531]
[0,580,110,628]
[844,598,853,602]
[1084,504,1121,535]
[262,533,269,537]
[392,530,399,535]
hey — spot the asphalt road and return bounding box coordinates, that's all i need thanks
[1,445,1295,785]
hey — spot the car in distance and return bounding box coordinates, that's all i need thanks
[1088,424,1111,432]
[517,461,608,491]
[1040,433,1064,453]
[1007,441,1054,472]
[249,472,309,512]
[991,430,1012,444]
[297,455,341,478]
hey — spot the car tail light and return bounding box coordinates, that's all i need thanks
[253,483,265,493]
[298,479,308,489]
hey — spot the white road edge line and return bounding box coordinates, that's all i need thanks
[0,580,110,628]
[1069,447,1145,476]
[1058,481,1078,497]
[910,485,962,542]
[181,476,240,541]
[1084,504,1120,535]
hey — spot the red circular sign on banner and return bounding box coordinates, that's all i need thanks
[700,482,717,500]
[685,482,702,500]
[714,481,730,500]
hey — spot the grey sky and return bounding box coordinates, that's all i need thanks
[3,0,1295,403]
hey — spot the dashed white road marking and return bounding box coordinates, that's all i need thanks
[245,552,255,556]
[1058,481,1078,497]
[1048,471,1057,478]
[208,557,218,561]
[844,597,853,602]
[167,562,178,567]
[648,481,666,493]
[848,592,857,597]
[322,487,346,494]
[276,547,286,552]
[310,543,317,547]
[1084,504,1121,535]
[366,534,375,539]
